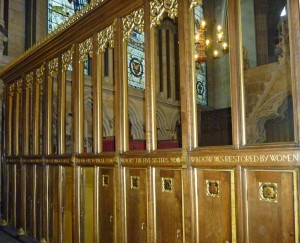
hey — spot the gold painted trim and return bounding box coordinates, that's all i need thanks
[150,0,178,27]
[259,182,278,203]
[130,176,140,189]
[161,177,173,192]
[205,180,220,198]
[79,37,93,63]
[97,23,115,54]
[62,46,75,71]
[48,58,59,78]
[102,174,109,187]
[122,8,144,41]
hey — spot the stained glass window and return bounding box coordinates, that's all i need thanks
[194,5,208,106]
[48,0,90,33]
[127,31,145,90]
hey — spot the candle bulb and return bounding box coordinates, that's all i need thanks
[217,25,222,31]
[213,50,218,57]
[201,20,206,29]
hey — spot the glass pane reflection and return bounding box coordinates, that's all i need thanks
[242,0,294,144]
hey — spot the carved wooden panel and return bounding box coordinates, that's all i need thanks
[62,166,73,243]
[125,168,147,242]
[48,166,59,243]
[35,165,43,240]
[245,169,297,243]
[155,169,182,242]
[26,165,34,236]
[98,167,114,243]
[16,164,22,229]
[80,167,94,243]
[196,169,234,243]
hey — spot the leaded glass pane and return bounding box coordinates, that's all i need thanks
[128,31,145,90]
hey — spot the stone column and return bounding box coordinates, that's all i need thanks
[0,0,7,61]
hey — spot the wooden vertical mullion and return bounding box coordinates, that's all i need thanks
[58,57,64,155]
[7,84,13,156]
[114,17,128,153]
[46,74,53,155]
[228,0,244,148]
[93,34,103,154]
[144,0,157,152]
[33,72,39,155]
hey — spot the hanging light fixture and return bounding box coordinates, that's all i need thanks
[195,15,228,62]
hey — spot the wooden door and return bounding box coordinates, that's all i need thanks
[155,168,183,243]
[125,168,147,243]
[245,169,298,243]
[98,167,114,243]
[196,169,235,243]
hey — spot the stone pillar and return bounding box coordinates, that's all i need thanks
[0,0,7,61]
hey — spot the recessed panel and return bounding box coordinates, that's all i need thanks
[196,169,234,243]
[125,168,147,242]
[155,169,182,242]
[246,169,297,242]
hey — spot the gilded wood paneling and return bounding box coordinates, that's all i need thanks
[25,165,34,236]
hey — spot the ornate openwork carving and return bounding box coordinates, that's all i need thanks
[79,37,93,63]
[259,182,278,203]
[122,8,144,41]
[206,180,220,197]
[26,72,34,89]
[48,58,59,78]
[62,45,74,71]
[17,79,23,93]
[190,0,202,8]
[36,64,45,84]
[150,0,178,27]
[98,24,115,54]
[9,83,15,97]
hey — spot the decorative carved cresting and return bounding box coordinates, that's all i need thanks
[17,79,23,93]
[26,72,34,89]
[48,58,59,78]
[36,64,45,84]
[79,37,93,63]
[150,0,178,27]
[122,8,144,41]
[62,45,75,71]
[98,24,115,54]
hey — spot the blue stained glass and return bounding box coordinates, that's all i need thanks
[127,31,145,90]
[194,5,208,106]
